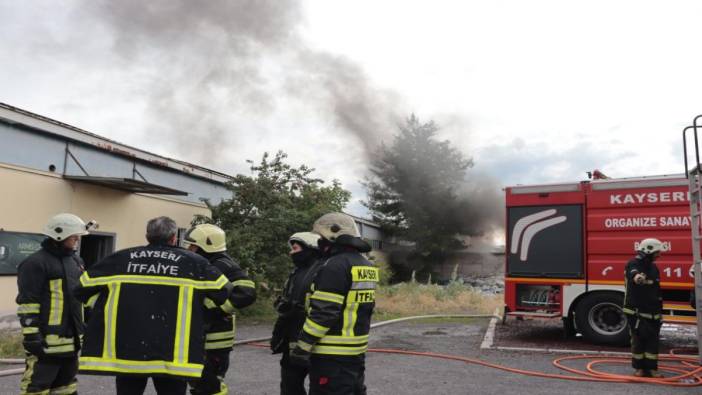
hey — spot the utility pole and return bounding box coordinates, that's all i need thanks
[682,116,702,364]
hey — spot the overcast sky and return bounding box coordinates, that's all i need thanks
[1,0,701,218]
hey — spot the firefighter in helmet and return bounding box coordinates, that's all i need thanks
[75,217,236,395]
[17,213,94,395]
[289,213,378,395]
[623,238,664,378]
[271,231,322,394]
[183,224,257,395]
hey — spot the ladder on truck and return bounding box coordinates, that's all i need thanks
[682,114,702,364]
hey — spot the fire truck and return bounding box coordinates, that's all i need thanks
[503,172,696,344]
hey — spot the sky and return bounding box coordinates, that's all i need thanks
[1,0,701,221]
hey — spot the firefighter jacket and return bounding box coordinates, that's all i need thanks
[296,244,378,356]
[16,239,86,357]
[623,252,662,320]
[202,252,256,351]
[271,250,321,352]
[74,244,233,379]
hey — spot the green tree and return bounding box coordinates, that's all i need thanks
[199,151,350,288]
[364,115,474,276]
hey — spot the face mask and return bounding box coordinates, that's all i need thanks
[291,249,317,266]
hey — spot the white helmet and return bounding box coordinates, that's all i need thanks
[312,212,360,241]
[637,238,664,255]
[289,232,321,250]
[43,213,93,241]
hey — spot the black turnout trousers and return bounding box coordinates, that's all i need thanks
[115,375,188,395]
[309,355,366,395]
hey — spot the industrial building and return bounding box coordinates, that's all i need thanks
[0,103,387,315]
[0,103,233,313]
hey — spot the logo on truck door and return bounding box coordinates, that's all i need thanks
[510,209,567,261]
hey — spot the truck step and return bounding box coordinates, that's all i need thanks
[662,315,697,324]
[505,311,560,318]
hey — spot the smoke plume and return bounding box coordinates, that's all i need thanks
[80,0,401,164]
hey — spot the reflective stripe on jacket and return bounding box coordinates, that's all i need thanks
[203,253,256,351]
[623,253,662,316]
[74,244,232,378]
[297,248,377,356]
[16,239,85,357]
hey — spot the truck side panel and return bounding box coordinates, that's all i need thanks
[586,183,693,289]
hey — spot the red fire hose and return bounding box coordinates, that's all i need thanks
[246,314,702,387]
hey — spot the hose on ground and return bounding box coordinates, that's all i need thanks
[0,313,699,387]
[245,313,702,387]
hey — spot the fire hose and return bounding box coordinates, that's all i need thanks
[244,314,702,387]
[1,314,700,387]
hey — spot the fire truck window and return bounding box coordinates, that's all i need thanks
[0,231,45,275]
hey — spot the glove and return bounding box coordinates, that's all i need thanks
[633,273,646,285]
[270,316,289,354]
[23,336,45,357]
[270,337,287,354]
[288,346,311,368]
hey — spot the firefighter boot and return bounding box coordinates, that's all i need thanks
[648,370,663,378]
[633,369,646,377]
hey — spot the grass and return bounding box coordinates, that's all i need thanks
[374,281,503,322]
[0,329,24,358]
[238,280,504,324]
[236,295,278,324]
[0,282,503,357]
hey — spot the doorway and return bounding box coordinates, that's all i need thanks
[80,232,115,268]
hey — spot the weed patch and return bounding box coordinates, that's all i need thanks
[0,329,24,358]
[375,282,502,318]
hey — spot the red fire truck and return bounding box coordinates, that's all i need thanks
[503,173,696,344]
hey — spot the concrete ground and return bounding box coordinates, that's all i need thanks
[0,320,699,394]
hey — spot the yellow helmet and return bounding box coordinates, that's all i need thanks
[183,224,227,253]
[312,212,360,241]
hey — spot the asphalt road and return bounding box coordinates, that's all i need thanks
[0,320,699,394]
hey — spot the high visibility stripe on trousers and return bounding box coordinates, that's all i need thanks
[48,382,77,395]
[20,355,39,395]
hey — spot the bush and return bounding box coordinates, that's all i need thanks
[199,151,351,289]
[236,290,278,324]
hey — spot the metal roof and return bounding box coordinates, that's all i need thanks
[0,102,234,184]
[63,176,189,195]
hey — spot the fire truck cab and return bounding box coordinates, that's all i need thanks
[504,174,696,344]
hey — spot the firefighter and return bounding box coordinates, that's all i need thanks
[289,213,378,395]
[271,232,322,395]
[74,216,236,395]
[16,213,93,395]
[182,224,257,395]
[623,238,664,378]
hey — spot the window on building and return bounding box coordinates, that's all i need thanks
[365,239,383,251]
[0,231,46,275]
[177,228,188,248]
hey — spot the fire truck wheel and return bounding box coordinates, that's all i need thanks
[574,292,629,345]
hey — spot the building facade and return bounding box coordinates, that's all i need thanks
[0,103,233,313]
